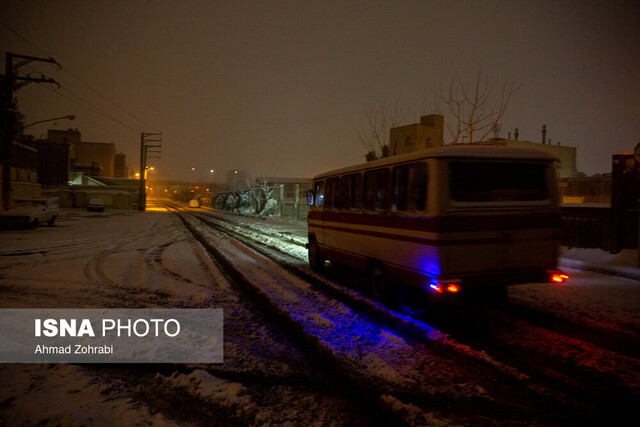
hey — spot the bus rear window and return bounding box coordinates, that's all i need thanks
[449,162,549,202]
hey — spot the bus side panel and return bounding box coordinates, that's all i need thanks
[307,209,325,248]
[319,209,561,288]
[321,211,442,283]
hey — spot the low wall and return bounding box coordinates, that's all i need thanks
[44,187,137,210]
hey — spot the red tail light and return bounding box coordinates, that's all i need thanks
[446,284,460,293]
[550,273,569,283]
[430,280,461,294]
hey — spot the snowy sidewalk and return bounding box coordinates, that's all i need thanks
[559,247,640,282]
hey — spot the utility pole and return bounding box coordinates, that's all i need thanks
[2,52,59,210]
[138,132,161,211]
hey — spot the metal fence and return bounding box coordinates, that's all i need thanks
[561,205,638,252]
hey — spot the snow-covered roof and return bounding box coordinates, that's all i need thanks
[314,145,558,179]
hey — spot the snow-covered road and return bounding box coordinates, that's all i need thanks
[1,201,639,425]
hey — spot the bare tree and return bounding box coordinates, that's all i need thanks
[251,176,274,214]
[355,96,408,161]
[434,71,521,144]
[242,172,276,215]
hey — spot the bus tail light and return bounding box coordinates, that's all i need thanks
[446,284,460,293]
[548,270,569,284]
[430,280,461,294]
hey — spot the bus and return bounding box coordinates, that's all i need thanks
[306,145,568,300]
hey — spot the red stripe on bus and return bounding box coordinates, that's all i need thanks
[308,209,560,233]
[310,223,562,247]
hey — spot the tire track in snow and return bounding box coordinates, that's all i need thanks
[188,207,640,425]
[170,205,580,425]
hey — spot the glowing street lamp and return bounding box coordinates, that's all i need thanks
[144,166,155,179]
[23,114,75,129]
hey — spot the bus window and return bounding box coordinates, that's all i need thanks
[449,162,549,202]
[363,169,390,211]
[410,164,428,210]
[325,178,339,209]
[393,163,428,212]
[393,167,409,211]
[333,177,343,209]
[341,173,362,210]
[314,181,324,207]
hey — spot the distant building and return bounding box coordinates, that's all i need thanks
[389,114,444,156]
[46,128,82,146]
[23,137,72,187]
[73,140,116,177]
[45,129,119,178]
[389,117,577,178]
[114,152,128,178]
[473,139,577,179]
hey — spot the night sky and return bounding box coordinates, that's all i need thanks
[1,0,638,181]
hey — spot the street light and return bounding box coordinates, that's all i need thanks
[144,166,155,180]
[23,114,76,129]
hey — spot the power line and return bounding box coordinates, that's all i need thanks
[0,20,50,58]
[60,66,160,132]
[10,60,144,133]
[0,18,160,132]
[37,82,143,133]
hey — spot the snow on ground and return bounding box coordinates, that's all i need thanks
[508,247,640,338]
[0,364,173,426]
[509,268,640,337]
[561,247,639,269]
[2,205,640,424]
[0,208,361,424]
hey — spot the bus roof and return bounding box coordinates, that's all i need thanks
[313,145,558,179]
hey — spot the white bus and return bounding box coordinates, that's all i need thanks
[307,145,568,300]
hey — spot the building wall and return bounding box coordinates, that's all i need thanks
[46,130,117,178]
[114,153,127,178]
[502,140,577,179]
[47,129,81,146]
[47,129,116,177]
[388,117,577,179]
[389,114,444,155]
[75,141,116,177]
[0,142,42,205]
[24,139,71,186]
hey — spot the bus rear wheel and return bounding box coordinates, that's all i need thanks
[308,239,325,271]
[370,266,391,301]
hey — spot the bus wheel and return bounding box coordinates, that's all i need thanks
[308,239,325,271]
[370,266,390,301]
